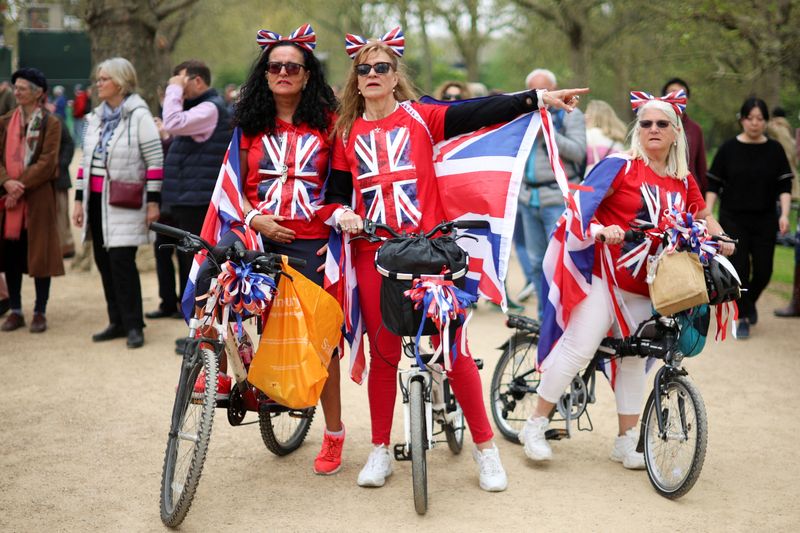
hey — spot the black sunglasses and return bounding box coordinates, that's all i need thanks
[442,93,462,101]
[266,62,306,76]
[355,62,393,76]
[639,119,671,130]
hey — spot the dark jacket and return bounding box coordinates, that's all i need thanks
[56,118,74,190]
[161,89,231,209]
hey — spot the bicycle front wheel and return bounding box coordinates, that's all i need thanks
[160,344,218,528]
[258,405,315,456]
[642,374,708,499]
[409,378,428,515]
[490,333,541,442]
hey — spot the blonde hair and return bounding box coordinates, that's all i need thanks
[333,42,419,139]
[586,100,627,144]
[627,100,688,180]
[96,57,138,96]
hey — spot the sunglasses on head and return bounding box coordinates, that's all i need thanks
[639,119,671,130]
[355,62,393,76]
[442,93,462,101]
[266,62,306,76]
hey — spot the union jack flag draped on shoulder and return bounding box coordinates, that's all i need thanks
[182,128,260,321]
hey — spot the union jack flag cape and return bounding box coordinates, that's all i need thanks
[325,98,543,384]
[182,128,260,320]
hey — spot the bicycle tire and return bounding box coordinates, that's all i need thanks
[258,405,315,456]
[160,345,217,528]
[490,333,542,442]
[443,402,464,454]
[642,374,707,499]
[409,378,428,515]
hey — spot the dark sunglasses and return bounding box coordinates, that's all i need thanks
[355,62,393,76]
[442,93,462,101]
[639,119,671,130]
[266,62,306,76]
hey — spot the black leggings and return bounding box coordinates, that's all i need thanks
[2,231,51,313]
[720,210,777,318]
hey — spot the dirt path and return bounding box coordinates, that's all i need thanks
[1,246,799,532]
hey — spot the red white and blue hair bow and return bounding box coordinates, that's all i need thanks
[257,23,316,53]
[345,26,404,59]
[630,89,687,116]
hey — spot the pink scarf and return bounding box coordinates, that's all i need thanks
[2,107,43,240]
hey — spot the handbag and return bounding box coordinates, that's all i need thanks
[247,262,343,409]
[108,179,144,209]
[647,251,709,316]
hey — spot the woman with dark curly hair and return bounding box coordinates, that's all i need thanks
[195,25,345,474]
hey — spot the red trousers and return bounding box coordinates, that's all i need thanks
[355,248,494,445]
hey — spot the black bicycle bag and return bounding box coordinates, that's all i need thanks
[375,235,469,336]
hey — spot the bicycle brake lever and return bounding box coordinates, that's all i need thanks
[455,234,478,242]
[158,244,177,251]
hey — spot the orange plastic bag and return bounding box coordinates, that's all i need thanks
[248,260,344,409]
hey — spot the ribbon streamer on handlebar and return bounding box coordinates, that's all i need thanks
[204,260,278,339]
[660,206,719,264]
[404,276,476,371]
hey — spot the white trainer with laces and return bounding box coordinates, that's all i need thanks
[519,416,553,461]
[610,427,646,470]
[357,444,393,487]
[472,444,508,492]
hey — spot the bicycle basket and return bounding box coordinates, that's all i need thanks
[675,304,710,357]
[375,235,468,336]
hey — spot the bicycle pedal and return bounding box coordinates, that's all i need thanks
[545,428,569,441]
[473,358,484,370]
[393,443,411,461]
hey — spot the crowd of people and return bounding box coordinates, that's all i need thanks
[0,23,797,493]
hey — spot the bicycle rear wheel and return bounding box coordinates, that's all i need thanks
[160,344,218,528]
[490,333,541,442]
[258,405,315,456]
[642,374,707,499]
[409,378,428,515]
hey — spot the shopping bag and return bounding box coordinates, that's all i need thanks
[647,251,709,316]
[247,261,343,409]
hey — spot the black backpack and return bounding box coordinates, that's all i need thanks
[375,235,468,336]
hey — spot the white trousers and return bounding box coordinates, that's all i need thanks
[538,277,651,415]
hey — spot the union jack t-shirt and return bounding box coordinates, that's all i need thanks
[242,118,333,239]
[592,159,705,296]
[331,102,448,241]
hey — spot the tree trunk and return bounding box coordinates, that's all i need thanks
[416,4,434,93]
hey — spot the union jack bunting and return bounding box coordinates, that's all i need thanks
[630,89,687,116]
[345,26,404,59]
[182,128,261,320]
[256,23,316,52]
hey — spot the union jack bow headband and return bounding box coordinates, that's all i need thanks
[630,89,687,116]
[256,23,316,53]
[345,26,404,59]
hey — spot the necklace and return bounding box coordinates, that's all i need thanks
[279,126,298,184]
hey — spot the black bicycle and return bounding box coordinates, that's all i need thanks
[490,227,740,499]
[359,218,489,514]
[151,223,312,527]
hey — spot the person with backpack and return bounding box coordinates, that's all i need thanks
[518,68,587,319]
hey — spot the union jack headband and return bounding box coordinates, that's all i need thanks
[630,89,687,116]
[345,26,404,59]
[256,23,316,53]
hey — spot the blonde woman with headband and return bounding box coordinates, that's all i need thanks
[323,26,587,492]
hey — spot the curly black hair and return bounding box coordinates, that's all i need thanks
[233,43,337,137]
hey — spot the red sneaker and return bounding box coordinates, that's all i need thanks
[192,372,232,401]
[314,425,345,475]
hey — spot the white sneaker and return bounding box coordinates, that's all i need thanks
[610,427,646,470]
[472,444,508,492]
[517,282,536,302]
[519,416,552,461]
[357,445,393,487]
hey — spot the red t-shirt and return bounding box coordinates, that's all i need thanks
[241,118,333,239]
[330,102,448,241]
[592,159,706,295]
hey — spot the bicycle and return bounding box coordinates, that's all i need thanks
[359,218,489,514]
[151,222,313,527]
[490,225,740,499]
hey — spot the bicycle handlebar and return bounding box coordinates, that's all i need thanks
[598,223,738,245]
[360,218,490,242]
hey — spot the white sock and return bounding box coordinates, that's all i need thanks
[325,426,344,437]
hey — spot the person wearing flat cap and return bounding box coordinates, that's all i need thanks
[0,67,65,334]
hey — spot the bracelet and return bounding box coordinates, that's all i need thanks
[535,89,548,109]
[341,204,354,212]
[244,209,259,227]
